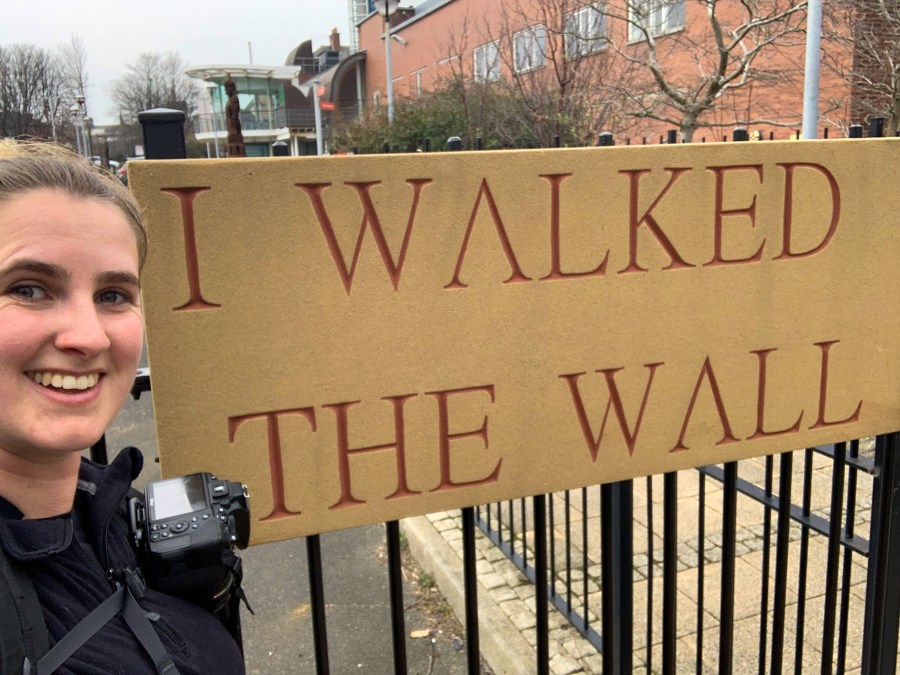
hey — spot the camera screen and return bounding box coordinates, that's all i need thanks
[148,475,208,521]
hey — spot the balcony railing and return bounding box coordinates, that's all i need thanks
[194,103,363,135]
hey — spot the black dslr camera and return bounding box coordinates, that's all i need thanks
[128,473,250,613]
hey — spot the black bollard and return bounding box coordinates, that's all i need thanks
[666,129,677,144]
[597,132,614,147]
[870,117,885,138]
[849,125,863,138]
[271,141,289,157]
[447,136,463,151]
[732,127,749,142]
[138,108,186,159]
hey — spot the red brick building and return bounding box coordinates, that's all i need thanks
[355,0,869,143]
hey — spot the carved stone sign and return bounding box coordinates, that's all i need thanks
[129,140,900,545]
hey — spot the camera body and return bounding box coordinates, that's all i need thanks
[129,473,250,608]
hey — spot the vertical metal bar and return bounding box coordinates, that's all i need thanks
[601,481,633,675]
[306,535,330,675]
[821,442,847,675]
[521,498,528,569]
[759,456,774,675]
[663,472,678,675]
[533,495,550,674]
[565,490,573,611]
[549,493,557,600]
[718,462,738,675]
[646,475,654,674]
[462,507,481,674]
[770,452,793,675]
[794,448,814,673]
[836,441,859,673]
[385,521,407,674]
[861,432,900,675]
[581,487,589,632]
[696,471,706,674]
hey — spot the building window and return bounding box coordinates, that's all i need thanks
[566,5,606,58]
[628,0,686,41]
[414,69,425,95]
[473,41,501,82]
[513,25,547,73]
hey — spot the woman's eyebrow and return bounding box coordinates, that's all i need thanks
[97,271,141,288]
[0,259,69,280]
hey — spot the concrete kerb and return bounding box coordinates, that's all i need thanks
[402,514,536,674]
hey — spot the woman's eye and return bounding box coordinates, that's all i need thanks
[9,284,47,300]
[97,289,131,305]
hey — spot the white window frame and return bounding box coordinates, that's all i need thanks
[565,4,606,59]
[413,69,425,96]
[628,0,686,41]
[513,25,547,74]
[473,41,501,82]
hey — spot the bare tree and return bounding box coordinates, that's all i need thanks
[0,44,67,139]
[596,0,810,141]
[437,0,636,147]
[58,34,90,108]
[823,0,900,135]
[110,51,200,123]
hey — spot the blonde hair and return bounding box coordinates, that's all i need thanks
[0,139,147,270]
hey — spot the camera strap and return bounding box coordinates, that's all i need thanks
[24,569,180,675]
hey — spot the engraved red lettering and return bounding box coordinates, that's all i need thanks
[560,363,661,460]
[426,385,501,490]
[161,187,220,311]
[810,340,862,429]
[747,348,803,439]
[618,168,695,274]
[296,179,433,294]
[445,179,532,289]
[228,408,316,521]
[539,173,608,281]
[324,395,421,510]
[775,163,841,260]
[670,357,739,452]
[703,165,765,267]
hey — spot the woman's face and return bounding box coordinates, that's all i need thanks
[0,189,144,464]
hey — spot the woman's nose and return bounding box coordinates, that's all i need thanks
[53,299,111,355]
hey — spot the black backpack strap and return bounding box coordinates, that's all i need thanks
[27,570,180,675]
[0,542,48,675]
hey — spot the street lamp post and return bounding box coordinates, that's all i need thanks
[69,103,85,156]
[373,0,400,122]
[205,81,222,158]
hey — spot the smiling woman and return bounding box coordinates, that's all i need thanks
[0,141,245,675]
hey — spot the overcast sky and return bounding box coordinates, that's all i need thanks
[0,0,362,125]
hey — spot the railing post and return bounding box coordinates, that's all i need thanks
[861,432,900,674]
[601,481,634,674]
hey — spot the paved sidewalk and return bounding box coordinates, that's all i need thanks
[402,444,886,674]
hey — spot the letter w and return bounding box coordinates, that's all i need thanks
[560,363,661,461]
[297,179,433,294]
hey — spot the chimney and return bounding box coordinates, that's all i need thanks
[330,28,341,52]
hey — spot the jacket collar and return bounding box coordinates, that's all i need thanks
[0,447,143,561]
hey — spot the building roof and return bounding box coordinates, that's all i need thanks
[185,65,305,81]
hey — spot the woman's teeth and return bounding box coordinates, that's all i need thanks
[29,372,100,390]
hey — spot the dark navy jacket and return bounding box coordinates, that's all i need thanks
[0,448,245,675]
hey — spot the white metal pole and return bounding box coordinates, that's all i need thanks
[313,86,324,155]
[801,0,823,139]
[211,90,221,158]
[385,14,394,122]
